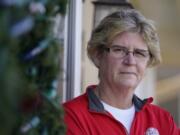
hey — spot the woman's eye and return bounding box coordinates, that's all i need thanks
[135,51,146,57]
[113,48,124,52]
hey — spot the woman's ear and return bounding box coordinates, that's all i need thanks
[93,58,100,68]
[93,52,102,68]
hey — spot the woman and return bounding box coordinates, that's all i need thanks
[63,8,179,135]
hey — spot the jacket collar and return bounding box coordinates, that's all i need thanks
[87,85,153,112]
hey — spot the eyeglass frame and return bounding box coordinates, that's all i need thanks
[103,45,151,61]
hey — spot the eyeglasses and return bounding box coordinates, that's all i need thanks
[104,45,150,61]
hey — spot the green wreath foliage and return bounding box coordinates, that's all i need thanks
[0,0,67,134]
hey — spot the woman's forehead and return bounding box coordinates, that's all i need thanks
[110,32,148,49]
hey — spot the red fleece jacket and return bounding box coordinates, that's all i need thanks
[63,86,180,135]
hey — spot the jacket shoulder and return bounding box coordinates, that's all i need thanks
[145,103,171,114]
[63,93,88,111]
[144,103,175,122]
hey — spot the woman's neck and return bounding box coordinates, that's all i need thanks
[95,83,134,109]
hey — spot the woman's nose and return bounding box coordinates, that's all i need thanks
[123,53,137,65]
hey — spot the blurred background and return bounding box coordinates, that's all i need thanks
[1,0,180,134]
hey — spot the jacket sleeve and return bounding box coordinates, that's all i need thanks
[63,104,86,135]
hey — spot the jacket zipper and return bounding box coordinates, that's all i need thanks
[129,112,138,135]
[90,110,129,135]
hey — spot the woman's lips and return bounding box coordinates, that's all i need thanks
[120,72,137,76]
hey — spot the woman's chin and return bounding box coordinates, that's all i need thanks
[116,79,138,89]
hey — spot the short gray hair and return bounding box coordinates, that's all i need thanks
[87,8,161,67]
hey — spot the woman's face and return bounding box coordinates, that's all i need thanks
[98,32,150,90]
